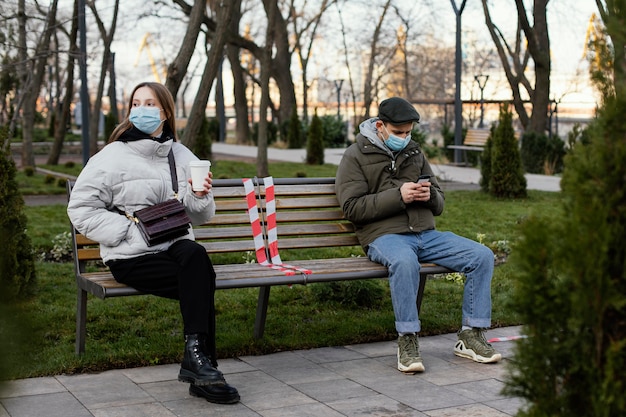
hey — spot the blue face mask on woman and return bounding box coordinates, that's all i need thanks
[383,124,411,152]
[129,106,164,135]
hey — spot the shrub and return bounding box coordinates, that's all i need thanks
[286,107,303,149]
[504,95,626,416]
[306,110,324,165]
[320,115,348,148]
[520,131,547,174]
[479,125,495,192]
[440,124,455,162]
[486,104,527,198]
[193,117,215,160]
[520,132,566,174]
[0,127,36,302]
[23,166,35,176]
[44,174,56,184]
[252,120,278,146]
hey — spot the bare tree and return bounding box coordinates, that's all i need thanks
[225,0,251,144]
[15,0,59,167]
[181,1,234,149]
[362,0,393,120]
[481,0,551,134]
[595,0,626,98]
[165,0,207,99]
[86,0,119,155]
[48,2,79,165]
[256,0,278,177]
[289,0,336,124]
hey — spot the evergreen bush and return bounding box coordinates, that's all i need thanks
[286,107,303,149]
[320,115,348,148]
[487,105,527,198]
[504,95,626,416]
[252,120,278,146]
[520,132,566,175]
[0,127,36,302]
[520,131,548,174]
[306,110,324,165]
[479,125,495,192]
[193,117,214,160]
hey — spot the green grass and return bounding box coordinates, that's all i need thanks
[2,159,564,380]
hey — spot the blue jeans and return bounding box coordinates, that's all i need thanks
[367,230,494,334]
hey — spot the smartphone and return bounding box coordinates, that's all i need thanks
[417,175,431,184]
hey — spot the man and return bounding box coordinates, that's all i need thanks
[335,97,501,373]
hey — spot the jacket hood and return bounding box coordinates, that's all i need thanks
[359,117,393,156]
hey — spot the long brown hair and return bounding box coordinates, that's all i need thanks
[108,82,178,143]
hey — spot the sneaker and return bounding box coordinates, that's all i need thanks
[454,328,502,363]
[397,334,425,373]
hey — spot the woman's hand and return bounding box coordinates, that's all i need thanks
[188,171,213,197]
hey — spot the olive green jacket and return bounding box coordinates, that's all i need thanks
[335,118,445,250]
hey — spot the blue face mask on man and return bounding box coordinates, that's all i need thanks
[383,124,412,152]
[129,106,164,135]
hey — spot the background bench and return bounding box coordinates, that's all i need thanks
[447,128,491,153]
[68,177,452,355]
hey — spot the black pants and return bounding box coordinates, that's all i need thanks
[108,239,217,359]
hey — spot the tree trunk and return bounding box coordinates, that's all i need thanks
[363,0,391,120]
[256,0,278,177]
[482,0,551,134]
[261,0,296,128]
[181,1,233,150]
[226,1,250,145]
[87,0,119,156]
[165,0,206,99]
[516,0,550,134]
[19,0,59,168]
[48,1,79,165]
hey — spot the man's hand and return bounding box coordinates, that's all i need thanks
[400,181,431,204]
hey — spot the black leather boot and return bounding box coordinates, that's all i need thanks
[178,334,226,386]
[189,382,240,404]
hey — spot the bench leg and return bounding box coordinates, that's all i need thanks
[76,288,87,355]
[254,286,271,339]
[416,272,427,314]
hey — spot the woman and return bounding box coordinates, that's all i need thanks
[67,82,239,404]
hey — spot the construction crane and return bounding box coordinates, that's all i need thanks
[134,33,167,83]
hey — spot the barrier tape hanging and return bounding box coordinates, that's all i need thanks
[487,335,527,343]
[262,177,312,275]
[243,178,295,275]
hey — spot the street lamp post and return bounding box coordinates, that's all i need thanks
[334,79,344,119]
[474,74,489,128]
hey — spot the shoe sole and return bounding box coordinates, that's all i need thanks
[189,385,240,404]
[178,369,226,386]
[454,340,502,363]
[397,348,425,373]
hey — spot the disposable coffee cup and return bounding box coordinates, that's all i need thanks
[189,160,211,192]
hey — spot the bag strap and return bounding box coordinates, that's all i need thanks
[167,150,179,196]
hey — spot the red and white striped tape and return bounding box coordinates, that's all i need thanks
[243,178,295,275]
[487,335,527,343]
[242,177,311,276]
[262,177,311,275]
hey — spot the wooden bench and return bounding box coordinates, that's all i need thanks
[68,177,453,355]
[447,128,491,153]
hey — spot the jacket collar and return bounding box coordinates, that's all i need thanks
[118,123,176,143]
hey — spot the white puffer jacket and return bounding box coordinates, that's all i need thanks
[67,138,215,263]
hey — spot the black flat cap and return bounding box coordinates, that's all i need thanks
[378,97,420,124]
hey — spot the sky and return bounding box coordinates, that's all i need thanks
[52,0,600,110]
